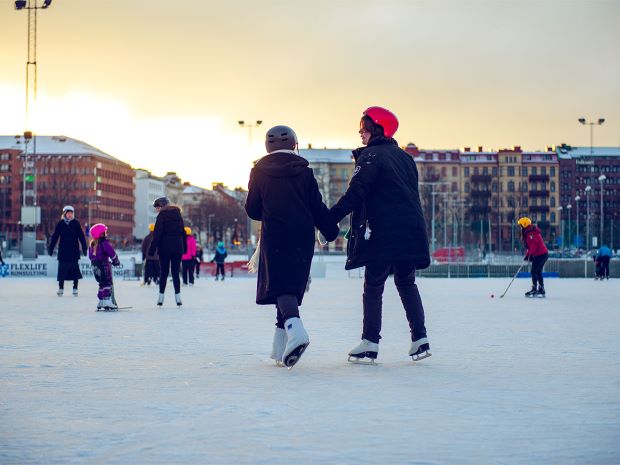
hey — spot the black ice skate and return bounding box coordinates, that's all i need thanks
[409,338,432,362]
[525,286,537,298]
[348,339,379,365]
[157,293,164,307]
[175,293,182,307]
[535,285,546,298]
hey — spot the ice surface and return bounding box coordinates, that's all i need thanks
[1,268,619,465]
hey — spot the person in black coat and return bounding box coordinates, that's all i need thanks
[330,107,431,363]
[148,197,187,306]
[245,125,338,368]
[48,205,88,296]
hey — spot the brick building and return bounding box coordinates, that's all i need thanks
[557,144,620,250]
[407,144,560,252]
[0,135,135,248]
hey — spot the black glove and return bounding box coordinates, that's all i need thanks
[112,257,121,267]
[48,249,53,257]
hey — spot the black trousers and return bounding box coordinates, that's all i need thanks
[531,253,548,287]
[159,253,181,294]
[182,259,195,284]
[215,263,225,278]
[362,262,427,344]
[58,279,78,290]
[600,256,611,278]
[275,294,300,329]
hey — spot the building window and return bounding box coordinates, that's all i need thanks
[464,167,470,176]
[508,181,515,192]
[474,167,479,175]
[550,182,556,192]
[441,167,447,177]
[452,167,457,176]
[464,182,470,193]
[550,196,555,207]
[508,166,515,177]
[550,167,555,177]
[492,167,498,176]
[551,212,556,222]
[452,182,457,192]
[541,166,546,175]
[532,167,537,175]
[483,167,488,175]
[522,166,528,176]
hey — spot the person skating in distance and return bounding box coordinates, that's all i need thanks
[245,125,339,369]
[518,217,549,298]
[148,197,187,307]
[329,106,431,363]
[48,205,87,297]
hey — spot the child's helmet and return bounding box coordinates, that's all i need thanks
[363,106,399,138]
[153,197,169,208]
[90,223,108,239]
[517,217,532,228]
[148,223,155,232]
[217,241,225,248]
[62,205,75,214]
[184,226,192,235]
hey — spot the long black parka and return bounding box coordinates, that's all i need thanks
[330,137,430,271]
[245,150,338,305]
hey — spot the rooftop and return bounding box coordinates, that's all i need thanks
[0,135,123,163]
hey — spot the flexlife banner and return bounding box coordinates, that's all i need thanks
[0,257,136,278]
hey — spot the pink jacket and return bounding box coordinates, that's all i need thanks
[182,235,197,260]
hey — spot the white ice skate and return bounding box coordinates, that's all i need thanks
[157,293,164,306]
[100,298,118,312]
[348,339,379,365]
[57,289,63,297]
[282,317,310,369]
[96,299,105,310]
[409,337,432,362]
[270,327,287,367]
[72,288,78,297]
[175,293,182,307]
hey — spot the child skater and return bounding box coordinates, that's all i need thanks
[211,241,228,281]
[88,223,121,311]
[518,217,549,297]
[245,125,338,369]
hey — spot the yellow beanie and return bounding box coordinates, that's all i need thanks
[148,223,155,232]
[184,226,192,235]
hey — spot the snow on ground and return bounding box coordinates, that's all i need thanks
[1,268,619,465]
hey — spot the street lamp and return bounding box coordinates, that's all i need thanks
[556,206,564,249]
[207,213,215,252]
[578,117,606,157]
[566,204,572,249]
[574,195,581,249]
[598,174,606,245]
[585,185,592,249]
[238,120,263,146]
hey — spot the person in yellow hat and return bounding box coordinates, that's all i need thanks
[141,223,160,286]
[182,226,197,286]
[518,217,549,297]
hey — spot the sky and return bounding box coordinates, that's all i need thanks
[1,0,619,189]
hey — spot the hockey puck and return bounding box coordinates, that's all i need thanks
[490,294,495,298]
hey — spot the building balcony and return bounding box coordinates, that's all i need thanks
[423,173,441,182]
[529,190,550,197]
[529,205,549,213]
[529,174,549,182]
[470,174,492,183]
[470,190,491,198]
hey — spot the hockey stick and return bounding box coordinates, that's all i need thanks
[499,264,525,299]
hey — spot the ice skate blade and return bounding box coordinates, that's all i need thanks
[275,360,285,368]
[284,343,309,370]
[411,351,432,362]
[348,356,378,365]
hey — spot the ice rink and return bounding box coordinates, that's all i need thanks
[1,271,619,465]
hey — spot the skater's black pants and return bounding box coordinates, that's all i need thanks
[195,260,201,277]
[530,253,548,287]
[215,263,225,279]
[362,262,427,344]
[58,279,78,290]
[275,294,300,329]
[159,253,181,294]
[182,259,195,285]
[600,256,610,278]
[143,259,160,284]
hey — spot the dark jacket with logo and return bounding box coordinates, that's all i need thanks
[245,150,338,305]
[330,137,430,270]
[148,206,187,258]
[48,219,87,262]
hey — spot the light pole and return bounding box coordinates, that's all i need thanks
[598,174,606,245]
[566,204,572,249]
[585,185,592,249]
[14,0,54,258]
[207,213,214,252]
[556,206,564,250]
[87,200,100,233]
[238,120,263,146]
[574,195,580,249]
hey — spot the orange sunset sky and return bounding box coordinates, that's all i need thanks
[1,0,619,188]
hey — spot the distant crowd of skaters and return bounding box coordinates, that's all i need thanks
[43,106,614,370]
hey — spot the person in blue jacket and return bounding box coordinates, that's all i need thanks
[595,245,612,280]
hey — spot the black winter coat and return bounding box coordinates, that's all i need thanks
[245,150,339,305]
[141,232,159,261]
[48,219,87,262]
[148,206,187,257]
[330,137,430,270]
